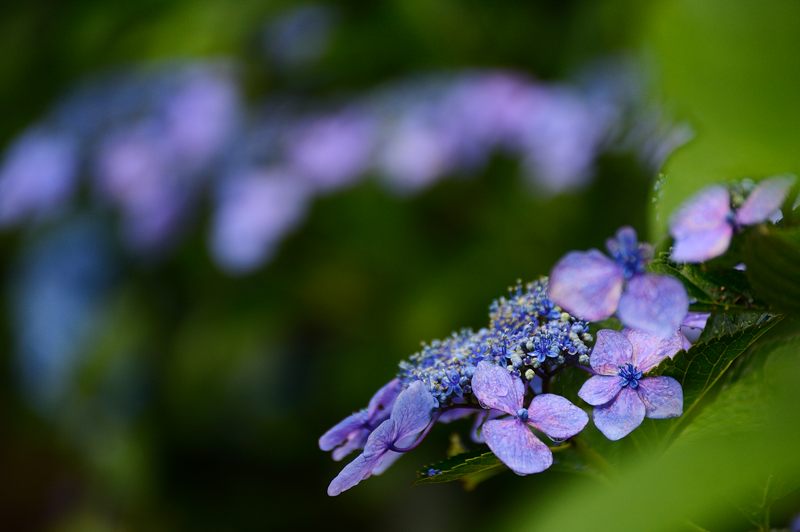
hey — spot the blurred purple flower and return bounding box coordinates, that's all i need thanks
[319,379,402,461]
[327,381,437,496]
[285,109,375,191]
[210,169,311,273]
[0,130,78,226]
[578,329,684,440]
[670,175,796,263]
[471,361,588,475]
[549,226,689,337]
[161,66,240,173]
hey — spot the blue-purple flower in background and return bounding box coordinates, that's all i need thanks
[327,381,437,496]
[669,175,796,263]
[471,361,588,475]
[578,329,683,440]
[549,226,689,337]
[319,379,402,461]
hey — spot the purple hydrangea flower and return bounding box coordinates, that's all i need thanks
[327,380,437,496]
[549,226,689,337]
[471,361,588,475]
[670,175,797,263]
[319,379,402,461]
[0,129,78,227]
[578,329,684,440]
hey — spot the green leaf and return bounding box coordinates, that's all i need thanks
[744,226,800,314]
[415,450,505,487]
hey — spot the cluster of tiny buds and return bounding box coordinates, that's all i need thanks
[398,278,594,404]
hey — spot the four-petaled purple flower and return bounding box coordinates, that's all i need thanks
[670,175,796,263]
[327,381,437,496]
[578,329,684,440]
[471,361,588,475]
[319,378,401,461]
[549,226,689,337]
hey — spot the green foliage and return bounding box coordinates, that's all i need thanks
[744,226,800,314]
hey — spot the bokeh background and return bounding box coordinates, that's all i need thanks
[1,1,799,531]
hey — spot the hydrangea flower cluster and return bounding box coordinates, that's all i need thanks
[321,275,692,495]
[397,279,591,407]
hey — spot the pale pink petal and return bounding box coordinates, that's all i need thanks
[589,329,633,376]
[670,226,734,263]
[471,361,525,416]
[735,175,796,226]
[592,387,646,441]
[625,328,685,373]
[548,250,624,321]
[617,274,688,338]
[669,185,733,263]
[578,375,622,406]
[638,376,683,419]
[482,418,553,475]
[527,393,589,441]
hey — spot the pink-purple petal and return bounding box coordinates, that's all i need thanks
[735,175,796,226]
[331,432,368,461]
[592,387,646,441]
[625,328,685,374]
[389,380,437,438]
[670,225,734,263]
[617,273,688,338]
[482,418,553,475]
[366,378,402,419]
[327,452,382,496]
[669,185,733,263]
[548,250,624,321]
[578,375,622,406]
[471,361,524,415]
[319,410,369,451]
[527,393,589,441]
[589,329,633,375]
[638,376,683,419]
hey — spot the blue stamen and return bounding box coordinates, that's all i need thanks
[517,408,529,422]
[618,363,643,389]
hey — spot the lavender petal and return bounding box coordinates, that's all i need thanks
[527,393,589,441]
[624,328,685,374]
[735,175,796,226]
[471,361,525,416]
[638,376,683,419]
[578,375,622,406]
[589,329,633,376]
[617,273,689,338]
[548,250,624,321]
[669,185,733,263]
[482,418,553,475]
[592,387,646,441]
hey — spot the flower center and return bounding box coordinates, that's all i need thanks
[618,363,643,389]
[606,228,650,279]
[516,408,529,422]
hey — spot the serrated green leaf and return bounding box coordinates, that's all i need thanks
[415,450,505,486]
[744,227,800,314]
